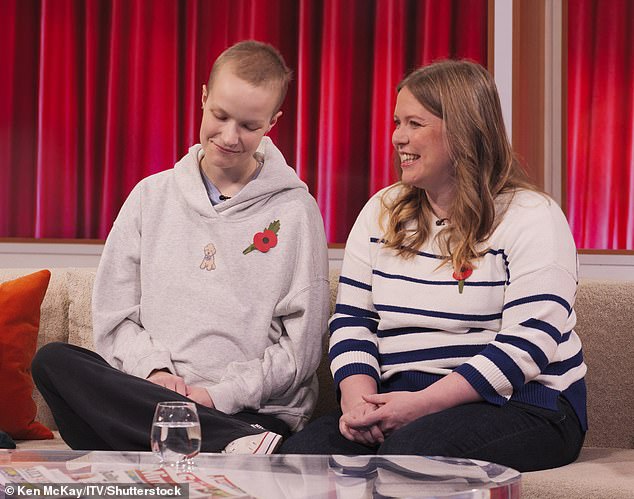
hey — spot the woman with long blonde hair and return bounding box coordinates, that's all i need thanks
[281,60,586,472]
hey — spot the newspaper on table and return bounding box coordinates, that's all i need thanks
[0,464,252,498]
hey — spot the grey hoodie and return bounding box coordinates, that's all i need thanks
[93,137,330,430]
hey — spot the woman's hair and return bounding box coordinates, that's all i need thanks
[207,40,293,113]
[380,59,537,271]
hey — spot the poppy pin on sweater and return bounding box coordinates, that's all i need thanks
[452,265,473,294]
[243,220,281,255]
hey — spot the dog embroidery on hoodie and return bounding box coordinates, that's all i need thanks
[200,243,217,271]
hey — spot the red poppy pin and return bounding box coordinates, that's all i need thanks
[243,220,281,255]
[452,265,473,294]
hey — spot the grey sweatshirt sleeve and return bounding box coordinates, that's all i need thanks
[206,204,330,415]
[92,185,175,379]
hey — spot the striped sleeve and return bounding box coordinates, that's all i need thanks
[329,197,382,389]
[455,196,582,405]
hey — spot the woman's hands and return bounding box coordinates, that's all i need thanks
[341,391,429,438]
[338,375,384,446]
[352,391,428,435]
[339,400,384,446]
[147,369,214,408]
[341,372,483,440]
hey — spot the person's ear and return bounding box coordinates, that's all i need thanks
[267,111,283,133]
[201,85,208,110]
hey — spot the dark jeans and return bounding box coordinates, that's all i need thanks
[31,343,290,452]
[280,397,585,472]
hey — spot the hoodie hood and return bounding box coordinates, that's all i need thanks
[174,136,308,219]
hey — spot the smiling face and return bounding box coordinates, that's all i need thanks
[392,86,454,198]
[199,64,282,180]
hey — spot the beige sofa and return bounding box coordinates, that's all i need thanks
[3,268,634,498]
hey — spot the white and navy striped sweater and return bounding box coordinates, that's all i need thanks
[329,186,587,429]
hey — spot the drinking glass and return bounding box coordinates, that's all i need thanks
[151,401,201,467]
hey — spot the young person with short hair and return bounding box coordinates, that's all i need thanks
[33,40,329,454]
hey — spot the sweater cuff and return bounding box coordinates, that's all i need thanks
[333,363,381,392]
[129,353,175,381]
[454,363,509,406]
[206,382,243,415]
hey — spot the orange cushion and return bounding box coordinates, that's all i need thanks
[0,270,53,439]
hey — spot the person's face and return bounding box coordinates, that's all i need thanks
[200,65,282,175]
[392,87,454,195]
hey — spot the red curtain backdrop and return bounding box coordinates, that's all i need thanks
[0,0,487,242]
[568,0,634,249]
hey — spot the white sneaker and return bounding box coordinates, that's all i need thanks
[223,431,283,455]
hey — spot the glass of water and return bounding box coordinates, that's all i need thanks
[151,401,201,467]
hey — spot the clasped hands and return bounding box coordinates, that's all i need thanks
[147,370,214,408]
[339,391,427,446]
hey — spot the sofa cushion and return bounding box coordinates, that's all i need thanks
[311,268,340,420]
[0,268,71,432]
[0,270,53,439]
[0,269,69,346]
[16,431,70,450]
[522,447,634,498]
[574,280,634,449]
[66,268,97,351]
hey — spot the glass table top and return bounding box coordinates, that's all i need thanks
[0,449,521,498]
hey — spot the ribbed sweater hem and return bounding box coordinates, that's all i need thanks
[378,370,587,431]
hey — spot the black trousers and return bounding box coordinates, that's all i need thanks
[280,398,585,472]
[31,343,290,452]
